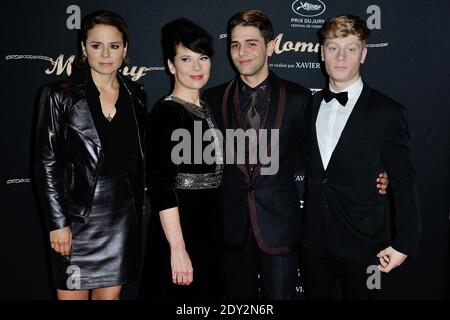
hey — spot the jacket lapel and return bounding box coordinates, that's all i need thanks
[252,75,286,181]
[324,83,371,174]
[70,86,103,149]
[69,72,146,154]
[222,78,251,181]
[311,90,326,173]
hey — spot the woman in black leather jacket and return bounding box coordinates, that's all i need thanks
[34,10,147,300]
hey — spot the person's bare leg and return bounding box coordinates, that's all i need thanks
[91,285,122,300]
[57,289,89,300]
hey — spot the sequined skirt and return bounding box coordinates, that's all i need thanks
[51,174,140,290]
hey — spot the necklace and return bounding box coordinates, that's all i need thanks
[166,95,206,118]
[106,110,114,122]
[99,95,117,122]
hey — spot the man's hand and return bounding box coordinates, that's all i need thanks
[377,171,389,195]
[377,246,407,273]
[49,226,72,256]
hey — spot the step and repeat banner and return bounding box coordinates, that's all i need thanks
[1,0,449,299]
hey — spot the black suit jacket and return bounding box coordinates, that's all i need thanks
[302,83,421,258]
[203,73,311,254]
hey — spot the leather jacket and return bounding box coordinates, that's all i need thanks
[34,71,148,231]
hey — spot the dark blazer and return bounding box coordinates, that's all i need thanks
[302,82,421,258]
[34,70,147,230]
[203,73,311,254]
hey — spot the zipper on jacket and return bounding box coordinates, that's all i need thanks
[125,174,139,220]
[131,99,144,159]
[85,149,104,216]
[121,78,147,210]
[121,79,144,160]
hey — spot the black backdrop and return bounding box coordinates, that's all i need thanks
[1,0,449,300]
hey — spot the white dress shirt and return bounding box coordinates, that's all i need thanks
[316,77,364,170]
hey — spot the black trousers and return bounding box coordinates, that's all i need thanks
[301,246,382,300]
[225,233,299,300]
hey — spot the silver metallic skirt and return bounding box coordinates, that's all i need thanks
[51,174,139,290]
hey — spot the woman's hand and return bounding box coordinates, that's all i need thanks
[158,207,193,286]
[170,247,193,286]
[49,226,72,256]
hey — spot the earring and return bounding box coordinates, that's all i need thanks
[79,54,87,64]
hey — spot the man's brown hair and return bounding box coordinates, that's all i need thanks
[320,14,370,45]
[227,9,274,44]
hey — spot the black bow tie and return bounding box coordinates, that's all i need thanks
[322,87,348,106]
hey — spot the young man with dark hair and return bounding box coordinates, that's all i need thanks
[203,10,388,300]
[203,9,310,299]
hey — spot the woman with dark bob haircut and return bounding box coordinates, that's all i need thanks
[34,10,147,299]
[139,18,226,300]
